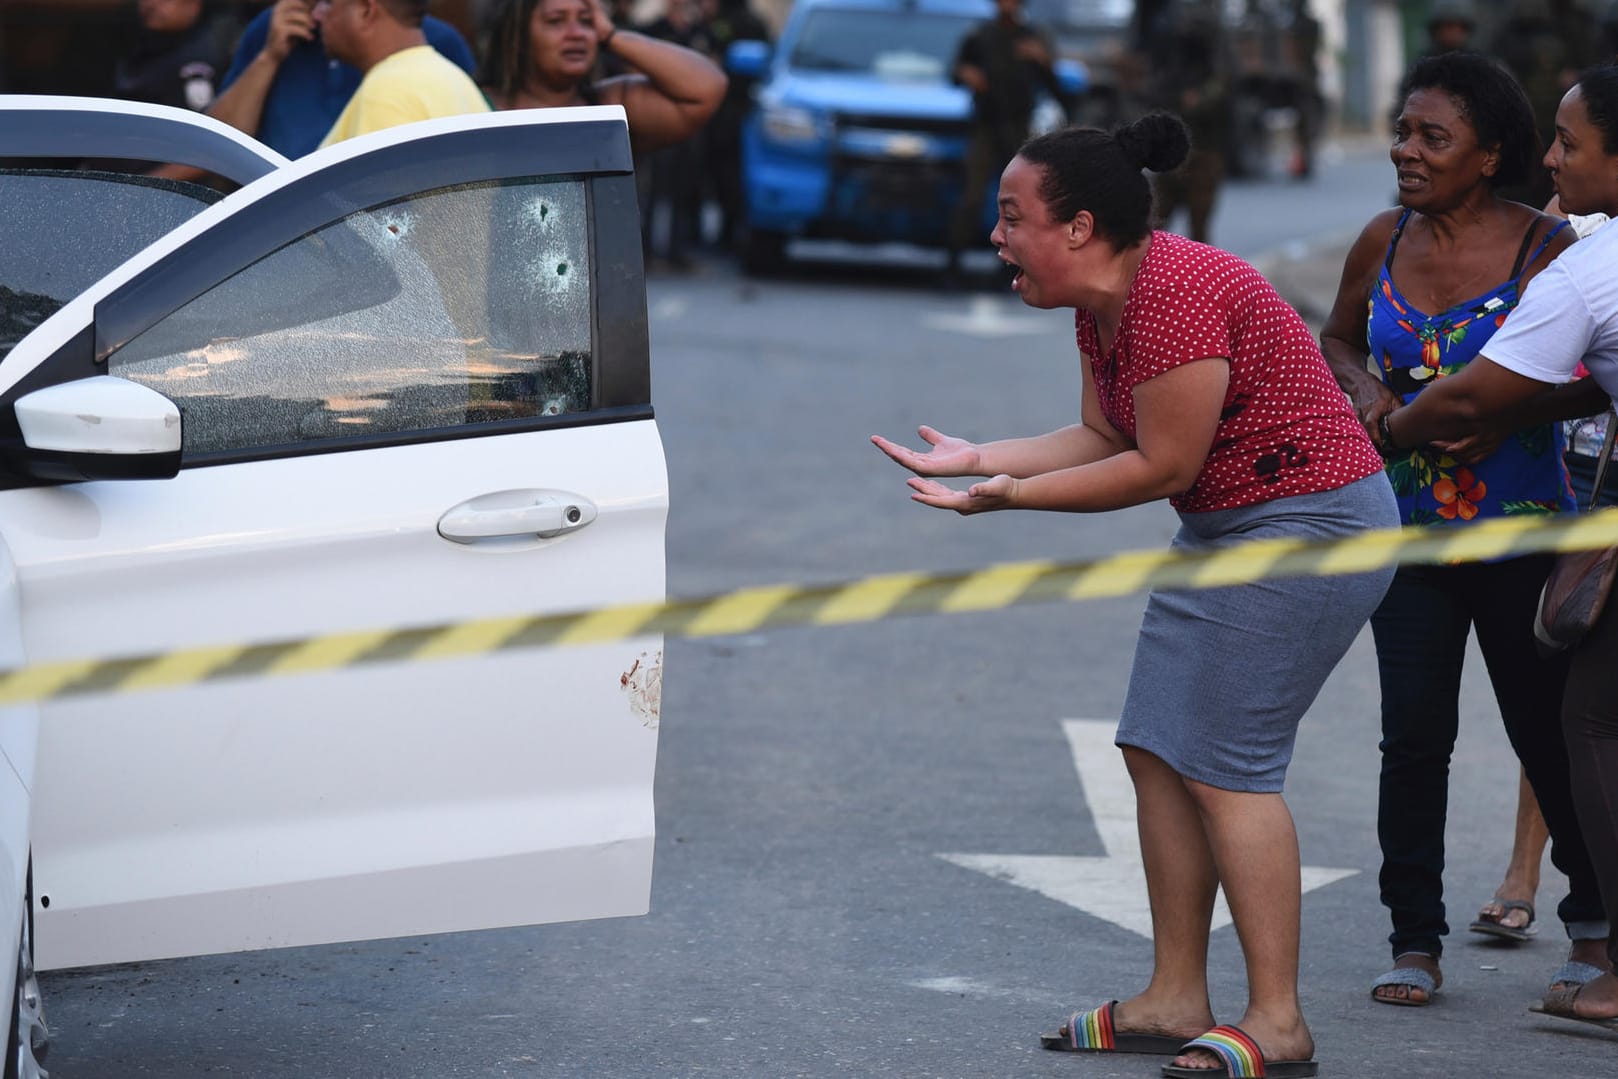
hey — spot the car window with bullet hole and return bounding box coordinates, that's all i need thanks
[109,177,593,457]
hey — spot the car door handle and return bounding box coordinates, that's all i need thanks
[437,489,598,543]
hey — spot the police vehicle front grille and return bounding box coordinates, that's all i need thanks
[831,114,964,137]
[841,160,958,208]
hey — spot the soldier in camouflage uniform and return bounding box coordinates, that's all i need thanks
[947,0,1061,283]
[1490,0,1603,206]
[1147,1,1231,244]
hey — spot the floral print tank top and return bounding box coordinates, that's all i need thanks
[1369,209,1574,525]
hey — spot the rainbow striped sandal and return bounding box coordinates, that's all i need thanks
[1038,1000,1187,1054]
[1159,1025,1319,1078]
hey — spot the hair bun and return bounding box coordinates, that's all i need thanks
[1115,113,1191,173]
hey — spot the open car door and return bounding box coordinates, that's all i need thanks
[0,105,665,972]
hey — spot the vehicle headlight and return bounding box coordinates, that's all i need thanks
[761,105,823,145]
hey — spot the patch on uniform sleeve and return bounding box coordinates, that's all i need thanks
[179,61,216,111]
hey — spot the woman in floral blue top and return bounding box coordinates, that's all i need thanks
[1321,52,1608,1008]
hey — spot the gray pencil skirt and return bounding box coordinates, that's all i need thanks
[1114,472,1398,792]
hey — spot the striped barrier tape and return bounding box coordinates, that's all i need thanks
[4,507,1618,707]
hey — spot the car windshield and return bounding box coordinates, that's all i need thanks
[0,169,220,363]
[789,9,979,81]
[1024,0,1132,30]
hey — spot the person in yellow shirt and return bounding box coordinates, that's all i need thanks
[315,0,489,147]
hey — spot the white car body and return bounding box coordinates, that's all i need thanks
[0,97,666,1059]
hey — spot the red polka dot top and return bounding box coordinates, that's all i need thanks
[1076,231,1385,513]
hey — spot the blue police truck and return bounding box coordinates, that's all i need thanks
[728,0,1085,274]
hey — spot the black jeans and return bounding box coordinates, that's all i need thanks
[1373,556,1607,960]
[1563,581,1618,968]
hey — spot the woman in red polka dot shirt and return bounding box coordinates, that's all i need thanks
[873,113,1398,1076]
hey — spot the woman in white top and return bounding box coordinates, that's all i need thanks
[1382,64,1618,1031]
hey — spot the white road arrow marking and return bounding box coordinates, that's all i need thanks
[939,719,1357,939]
[918,295,1054,338]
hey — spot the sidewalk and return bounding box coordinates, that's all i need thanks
[1241,131,1386,331]
[1252,229,1358,334]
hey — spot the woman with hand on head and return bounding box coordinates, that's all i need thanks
[873,114,1397,1077]
[1319,50,1609,1011]
[480,0,726,153]
[1383,64,1618,1032]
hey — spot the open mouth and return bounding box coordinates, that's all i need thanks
[1396,170,1428,188]
[1002,258,1023,290]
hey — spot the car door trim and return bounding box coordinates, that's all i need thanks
[176,403,655,471]
[591,173,651,411]
[0,96,286,185]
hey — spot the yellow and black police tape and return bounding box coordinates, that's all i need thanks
[5,508,1618,707]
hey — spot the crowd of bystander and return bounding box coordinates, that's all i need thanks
[66,0,754,263]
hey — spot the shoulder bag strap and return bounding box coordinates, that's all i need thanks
[1589,407,1618,513]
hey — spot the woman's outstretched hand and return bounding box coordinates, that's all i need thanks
[907,474,1018,514]
[870,425,983,477]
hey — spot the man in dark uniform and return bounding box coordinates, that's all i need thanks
[1147,1,1230,244]
[1392,0,1476,124]
[1489,0,1602,206]
[947,0,1060,282]
[703,0,771,252]
[114,0,239,112]
[641,0,716,267]
[1287,0,1322,179]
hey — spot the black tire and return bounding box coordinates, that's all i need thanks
[741,227,788,277]
[3,957,14,1079]
[5,862,46,1079]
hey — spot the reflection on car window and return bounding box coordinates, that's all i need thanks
[789,11,977,80]
[111,178,593,457]
[0,170,218,364]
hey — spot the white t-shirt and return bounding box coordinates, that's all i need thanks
[1485,215,1618,401]
[1569,212,1611,237]
[1561,214,1614,460]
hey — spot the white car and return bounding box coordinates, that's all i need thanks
[0,97,668,1078]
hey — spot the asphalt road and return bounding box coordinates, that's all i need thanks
[37,139,1618,1078]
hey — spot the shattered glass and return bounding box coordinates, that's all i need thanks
[0,170,217,362]
[111,178,593,456]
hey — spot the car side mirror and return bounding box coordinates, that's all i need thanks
[1055,59,1089,99]
[9,376,182,481]
[726,40,771,79]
